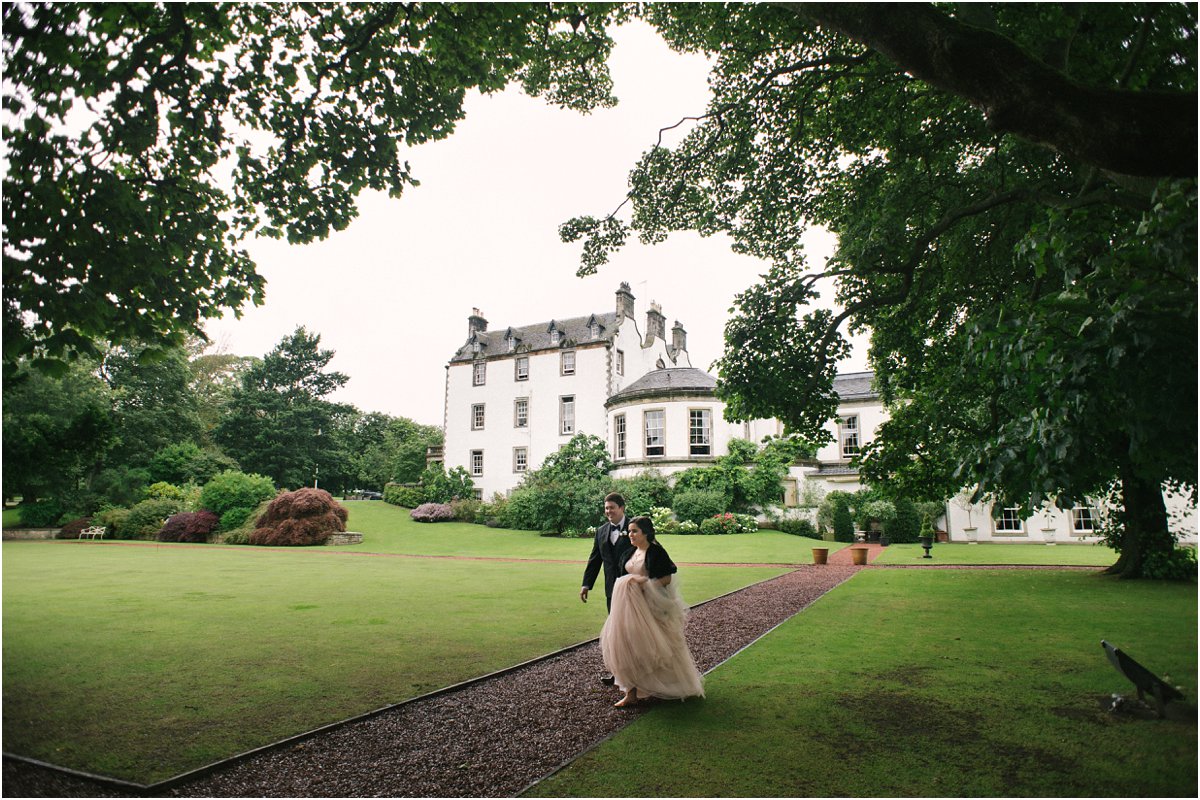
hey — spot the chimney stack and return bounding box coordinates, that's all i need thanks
[468,308,488,337]
[672,320,687,353]
[615,282,636,322]
[646,301,666,343]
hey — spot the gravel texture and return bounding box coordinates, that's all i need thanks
[3,564,858,798]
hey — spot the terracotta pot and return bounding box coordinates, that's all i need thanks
[850,546,869,566]
[812,547,829,565]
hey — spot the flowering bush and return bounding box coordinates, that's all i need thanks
[410,502,455,523]
[677,520,700,535]
[699,512,759,535]
[649,506,674,530]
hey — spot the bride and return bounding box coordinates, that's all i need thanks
[599,515,705,707]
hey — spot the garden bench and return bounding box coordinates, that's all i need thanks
[1101,639,1184,718]
[78,525,106,541]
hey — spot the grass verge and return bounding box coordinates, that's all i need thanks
[875,541,1117,566]
[2,541,785,783]
[529,569,1196,797]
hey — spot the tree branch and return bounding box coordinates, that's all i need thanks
[787,2,1196,178]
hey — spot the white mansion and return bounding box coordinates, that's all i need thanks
[441,283,1197,543]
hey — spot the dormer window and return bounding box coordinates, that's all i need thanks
[472,341,481,354]
[590,323,600,339]
[550,329,561,345]
[507,337,516,352]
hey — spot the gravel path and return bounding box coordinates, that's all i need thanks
[3,564,857,798]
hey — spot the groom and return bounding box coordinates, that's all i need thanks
[580,492,634,684]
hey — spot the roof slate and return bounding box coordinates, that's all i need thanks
[608,367,717,403]
[451,311,620,362]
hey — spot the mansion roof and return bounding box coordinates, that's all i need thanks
[831,371,877,401]
[607,367,717,406]
[451,311,619,362]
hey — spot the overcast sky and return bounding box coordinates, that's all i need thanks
[204,20,866,427]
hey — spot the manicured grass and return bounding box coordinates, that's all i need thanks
[529,569,1197,798]
[342,500,834,564]
[3,507,22,528]
[875,540,1118,566]
[2,540,786,783]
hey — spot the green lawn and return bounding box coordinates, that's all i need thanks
[1,539,785,783]
[3,507,22,528]
[530,569,1197,797]
[339,500,833,563]
[875,540,1118,566]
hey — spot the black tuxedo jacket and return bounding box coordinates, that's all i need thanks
[581,520,634,610]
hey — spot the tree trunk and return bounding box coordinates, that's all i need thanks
[1105,466,1175,578]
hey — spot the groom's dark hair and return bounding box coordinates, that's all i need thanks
[604,492,626,508]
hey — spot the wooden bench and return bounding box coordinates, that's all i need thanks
[78,525,106,541]
[1102,639,1184,717]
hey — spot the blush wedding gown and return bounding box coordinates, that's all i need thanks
[599,547,705,700]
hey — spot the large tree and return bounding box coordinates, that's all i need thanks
[214,326,350,489]
[562,3,1195,577]
[2,2,625,376]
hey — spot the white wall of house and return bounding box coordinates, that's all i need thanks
[443,287,686,498]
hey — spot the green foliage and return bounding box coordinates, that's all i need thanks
[383,483,425,508]
[1139,548,1198,582]
[344,413,443,490]
[100,342,205,470]
[419,463,475,504]
[124,498,185,539]
[778,518,817,538]
[214,327,350,491]
[149,442,238,486]
[216,498,274,545]
[143,482,186,503]
[609,470,673,517]
[817,491,855,539]
[501,434,613,534]
[17,499,66,528]
[672,489,727,526]
[449,498,482,523]
[888,498,922,544]
[2,357,114,504]
[92,507,131,538]
[832,505,855,543]
[4,3,629,375]
[199,470,276,530]
[673,436,804,515]
[477,493,510,528]
[856,499,895,532]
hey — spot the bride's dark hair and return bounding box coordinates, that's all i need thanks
[630,515,659,545]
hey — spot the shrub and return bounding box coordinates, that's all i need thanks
[699,512,755,535]
[500,488,541,530]
[673,490,727,525]
[384,482,425,508]
[411,502,455,523]
[610,471,674,517]
[93,507,131,538]
[677,520,700,535]
[1141,547,1198,581]
[658,518,681,534]
[216,498,273,545]
[833,503,856,542]
[250,488,348,546]
[157,510,220,543]
[57,517,94,539]
[888,498,922,543]
[221,529,251,545]
[450,497,482,523]
[19,499,65,528]
[478,493,509,527]
[124,497,186,539]
[144,482,186,503]
[779,518,818,538]
[200,471,276,531]
[649,506,674,530]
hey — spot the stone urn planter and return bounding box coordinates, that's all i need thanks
[812,547,829,565]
